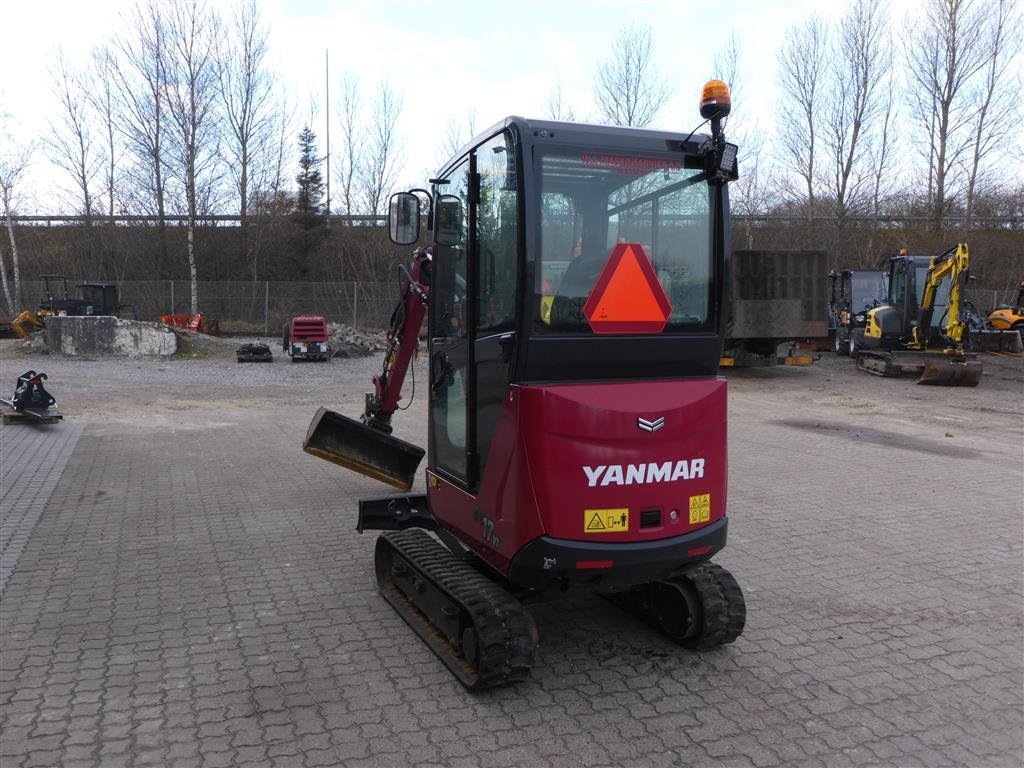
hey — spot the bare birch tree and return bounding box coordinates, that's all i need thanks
[248,99,295,284]
[336,73,363,215]
[359,81,403,215]
[964,0,1021,223]
[711,33,773,248]
[440,109,477,163]
[90,47,122,221]
[907,0,989,227]
[111,0,171,269]
[593,24,669,127]
[545,82,577,122]
[218,0,273,267]
[165,0,222,314]
[776,16,829,218]
[48,51,100,222]
[824,0,891,226]
[869,65,897,219]
[0,139,33,313]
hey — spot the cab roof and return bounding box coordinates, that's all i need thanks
[437,115,712,177]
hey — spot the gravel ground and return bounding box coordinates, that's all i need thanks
[4,334,1021,422]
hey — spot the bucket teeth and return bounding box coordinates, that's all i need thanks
[303,407,424,490]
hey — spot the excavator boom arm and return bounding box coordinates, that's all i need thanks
[302,247,431,491]
[912,243,970,350]
[366,248,431,429]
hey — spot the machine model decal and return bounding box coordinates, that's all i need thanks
[637,416,665,432]
[689,494,712,525]
[584,509,629,533]
[473,509,502,549]
[582,459,705,487]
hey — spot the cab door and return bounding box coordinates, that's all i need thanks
[428,132,521,490]
[429,158,473,484]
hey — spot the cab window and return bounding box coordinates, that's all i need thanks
[476,132,519,333]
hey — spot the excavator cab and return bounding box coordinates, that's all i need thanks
[830,268,888,355]
[305,86,747,689]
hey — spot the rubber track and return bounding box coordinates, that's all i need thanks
[378,528,537,690]
[604,562,745,650]
[680,562,745,650]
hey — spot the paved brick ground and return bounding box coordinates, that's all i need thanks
[1,357,1022,768]
[0,420,85,590]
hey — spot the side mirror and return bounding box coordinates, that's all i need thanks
[435,195,464,247]
[388,192,420,245]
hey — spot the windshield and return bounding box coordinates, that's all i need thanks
[534,148,711,333]
[849,272,887,310]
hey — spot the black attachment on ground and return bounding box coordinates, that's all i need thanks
[236,342,273,362]
[2,371,63,423]
[11,371,56,411]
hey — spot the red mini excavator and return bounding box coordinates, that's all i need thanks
[305,82,746,690]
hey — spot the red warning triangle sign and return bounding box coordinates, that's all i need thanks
[583,243,672,334]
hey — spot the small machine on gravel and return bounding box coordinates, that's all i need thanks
[284,316,330,361]
[304,84,747,689]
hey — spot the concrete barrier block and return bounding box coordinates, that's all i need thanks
[45,316,178,357]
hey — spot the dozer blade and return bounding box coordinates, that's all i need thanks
[973,329,1023,354]
[303,407,425,491]
[916,359,983,387]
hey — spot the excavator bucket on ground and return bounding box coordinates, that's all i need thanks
[916,358,983,386]
[303,407,425,491]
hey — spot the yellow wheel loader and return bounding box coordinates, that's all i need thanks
[988,282,1024,332]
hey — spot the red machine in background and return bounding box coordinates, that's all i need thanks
[305,83,746,690]
[284,315,330,361]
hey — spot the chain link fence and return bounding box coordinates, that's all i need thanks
[16,280,405,335]
[10,279,1020,335]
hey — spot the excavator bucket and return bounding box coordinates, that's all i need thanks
[916,359,983,387]
[303,407,425,491]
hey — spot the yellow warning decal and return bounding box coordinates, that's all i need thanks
[584,508,629,534]
[688,494,711,525]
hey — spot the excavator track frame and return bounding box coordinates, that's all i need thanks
[855,349,982,386]
[375,528,538,691]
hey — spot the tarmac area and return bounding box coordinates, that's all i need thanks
[1,337,1022,768]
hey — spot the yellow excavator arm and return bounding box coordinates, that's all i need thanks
[910,243,970,351]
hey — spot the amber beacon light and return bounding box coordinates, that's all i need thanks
[700,80,732,119]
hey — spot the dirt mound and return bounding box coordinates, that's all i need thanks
[171,329,241,358]
[327,324,388,358]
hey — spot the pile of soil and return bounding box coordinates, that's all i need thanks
[169,328,241,358]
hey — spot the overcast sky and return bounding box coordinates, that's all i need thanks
[3,0,925,210]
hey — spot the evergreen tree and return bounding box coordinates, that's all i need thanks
[292,126,328,267]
